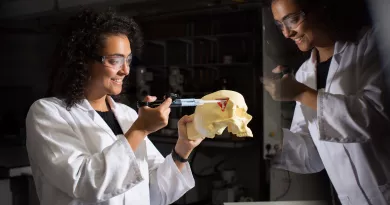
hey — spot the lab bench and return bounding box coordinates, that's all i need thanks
[224,201,328,205]
[148,134,259,149]
[0,145,38,205]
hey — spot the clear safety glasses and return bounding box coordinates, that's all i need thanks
[275,11,306,32]
[91,53,133,72]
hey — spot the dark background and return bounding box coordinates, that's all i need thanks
[0,0,388,205]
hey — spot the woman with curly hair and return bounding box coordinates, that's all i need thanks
[262,0,390,204]
[25,9,203,205]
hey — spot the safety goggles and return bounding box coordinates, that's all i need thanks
[274,11,306,32]
[91,53,133,72]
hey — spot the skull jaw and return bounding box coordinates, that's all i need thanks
[186,116,253,140]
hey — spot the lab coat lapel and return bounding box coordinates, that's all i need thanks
[76,98,117,140]
[107,97,147,161]
[107,97,133,133]
[325,41,348,92]
[303,50,317,90]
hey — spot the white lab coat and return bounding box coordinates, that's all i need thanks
[273,28,390,205]
[25,96,195,205]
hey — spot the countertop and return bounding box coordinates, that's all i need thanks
[224,201,328,205]
[0,146,31,179]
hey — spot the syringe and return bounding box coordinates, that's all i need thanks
[137,98,226,108]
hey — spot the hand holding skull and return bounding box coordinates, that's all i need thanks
[174,115,205,159]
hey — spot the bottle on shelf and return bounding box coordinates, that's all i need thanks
[220,77,229,90]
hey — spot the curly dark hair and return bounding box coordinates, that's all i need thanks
[265,0,371,43]
[46,8,143,109]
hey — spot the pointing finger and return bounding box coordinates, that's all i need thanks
[144,95,157,102]
[272,65,286,74]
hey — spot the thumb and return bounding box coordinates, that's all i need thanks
[159,97,172,109]
[181,115,193,124]
[178,115,193,128]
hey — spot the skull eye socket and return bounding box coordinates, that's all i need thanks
[216,98,229,112]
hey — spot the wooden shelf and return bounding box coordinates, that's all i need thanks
[180,91,211,96]
[148,135,257,148]
[144,32,253,45]
[145,62,252,69]
[192,63,252,67]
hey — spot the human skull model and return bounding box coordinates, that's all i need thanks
[186,90,253,140]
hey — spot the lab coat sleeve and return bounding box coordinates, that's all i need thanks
[146,137,195,205]
[317,28,390,143]
[26,99,144,203]
[125,108,195,205]
[272,101,324,173]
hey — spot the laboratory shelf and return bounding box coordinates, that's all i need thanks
[144,32,254,45]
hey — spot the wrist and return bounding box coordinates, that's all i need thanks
[174,143,192,160]
[294,86,319,110]
[125,121,149,151]
[129,120,149,136]
[294,85,312,102]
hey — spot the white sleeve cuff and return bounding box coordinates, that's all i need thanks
[117,134,137,158]
[272,128,324,174]
[167,153,195,189]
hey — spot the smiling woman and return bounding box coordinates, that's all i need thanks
[263,0,390,205]
[46,9,143,109]
[261,0,390,204]
[84,34,132,110]
[268,0,370,55]
[25,8,206,205]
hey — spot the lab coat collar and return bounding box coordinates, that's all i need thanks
[76,96,124,140]
[333,41,348,64]
[325,41,348,91]
[75,96,118,120]
[106,96,118,111]
[304,40,348,72]
[106,97,129,134]
[306,50,317,71]
[304,41,348,92]
[76,99,96,120]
